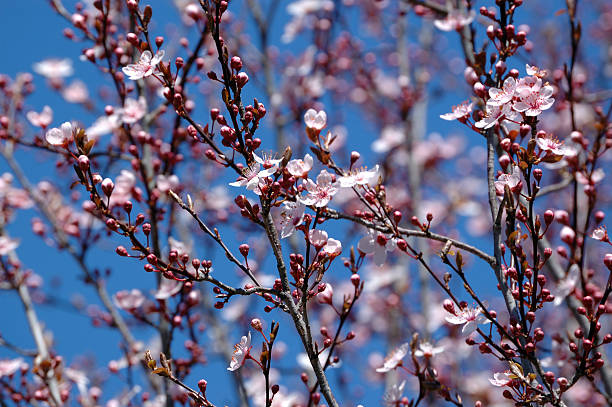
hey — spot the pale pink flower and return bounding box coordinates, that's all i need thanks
[414,342,444,358]
[514,84,555,116]
[272,201,305,238]
[536,134,566,156]
[122,50,165,80]
[45,122,73,146]
[440,101,473,121]
[371,126,404,153]
[26,106,53,128]
[489,371,512,387]
[475,103,521,129]
[229,163,265,194]
[337,165,380,188]
[322,238,342,257]
[434,9,475,31]
[86,114,121,138]
[228,332,251,371]
[494,166,521,196]
[33,58,73,79]
[317,283,334,304]
[156,174,179,193]
[0,236,19,256]
[0,358,25,377]
[525,64,547,77]
[576,168,605,185]
[303,108,327,130]
[118,97,147,124]
[552,264,580,306]
[308,229,328,247]
[383,380,406,406]
[445,304,490,334]
[299,170,338,207]
[488,77,517,107]
[358,229,396,267]
[286,154,313,178]
[113,289,146,310]
[515,75,542,95]
[62,80,89,103]
[592,227,608,242]
[155,277,183,300]
[253,152,281,176]
[376,343,409,373]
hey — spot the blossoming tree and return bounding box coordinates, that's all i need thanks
[1,0,611,406]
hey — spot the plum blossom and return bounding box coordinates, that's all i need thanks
[229,163,266,195]
[155,277,183,300]
[576,168,605,185]
[444,304,490,334]
[337,165,380,188]
[45,122,73,146]
[62,80,89,104]
[494,166,521,196]
[286,154,313,178]
[440,101,473,121]
[118,97,147,124]
[322,238,342,257]
[592,226,608,242]
[383,380,406,406]
[300,169,338,207]
[228,332,251,371]
[26,106,53,128]
[376,343,409,372]
[489,371,512,387]
[33,58,73,79]
[358,229,397,267]
[475,103,521,129]
[86,114,121,138]
[122,50,165,80]
[272,201,305,238]
[253,152,281,176]
[414,342,444,358]
[0,236,19,256]
[488,77,517,107]
[156,174,180,193]
[434,8,475,31]
[303,108,327,130]
[513,84,555,116]
[308,229,328,247]
[113,289,145,311]
[0,358,24,377]
[317,283,334,304]
[371,126,404,153]
[552,264,580,306]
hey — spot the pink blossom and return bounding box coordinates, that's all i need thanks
[444,304,490,334]
[118,97,147,124]
[299,170,338,207]
[122,50,165,80]
[552,264,580,306]
[322,238,342,257]
[113,289,146,310]
[62,80,89,103]
[337,165,380,188]
[440,101,473,121]
[494,166,521,196]
[317,283,334,304]
[228,332,251,371]
[272,201,305,238]
[576,168,605,185]
[0,358,25,377]
[358,229,396,267]
[371,126,404,153]
[382,380,406,406]
[253,152,281,176]
[414,342,444,358]
[33,58,73,79]
[156,174,180,193]
[488,77,517,107]
[434,9,475,31]
[303,108,327,130]
[45,122,73,146]
[592,227,608,242]
[0,236,19,256]
[376,343,408,372]
[513,84,555,116]
[26,106,53,128]
[155,277,183,300]
[489,371,512,387]
[308,229,328,248]
[475,103,521,129]
[229,163,265,194]
[286,154,313,178]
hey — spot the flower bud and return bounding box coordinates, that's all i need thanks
[101,178,114,196]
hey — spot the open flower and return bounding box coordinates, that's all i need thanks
[300,170,338,207]
[488,77,517,107]
[228,332,251,371]
[514,84,555,116]
[286,154,313,178]
[304,108,326,130]
[272,201,305,238]
[536,134,567,157]
[33,58,73,79]
[0,236,19,256]
[551,264,580,306]
[376,343,409,373]
[122,50,165,80]
[118,97,147,124]
[592,226,608,242]
[322,238,342,257]
[308,229,328,247]
[440,101,473,121]
[358,229,396,267]
[26,106,53,128]
[45,122,73,146]
[0,358,25,378]
[253,152,281,177]
[434,9,475,31]
[489,371,512,387]
[113,289,145,311]
[337,165,380,188]
[383,380,406,406]
[414,342,444,358]
[494,166,521,196]
[475,103,521,129]
[444,304,490,334]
